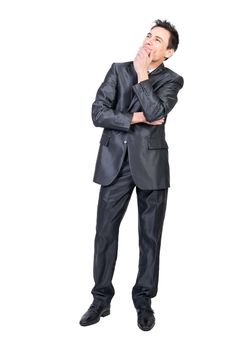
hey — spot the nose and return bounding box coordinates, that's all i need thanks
[145,37,153,47]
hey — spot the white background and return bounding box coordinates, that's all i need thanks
[1,0,234,349]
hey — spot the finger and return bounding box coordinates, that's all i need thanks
[138,50,146,58]
[149,50,154,60]
[141,47,148,54]
[150,120,164,125]
[139,47,148,57]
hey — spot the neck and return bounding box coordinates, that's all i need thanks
[148,60,164,70]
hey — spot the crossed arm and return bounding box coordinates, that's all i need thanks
[92,63,183,132]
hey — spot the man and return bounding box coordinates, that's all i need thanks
[80,19,184,331]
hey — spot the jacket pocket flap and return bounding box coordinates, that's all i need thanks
[148,138,168,149]
[100,133,110,146]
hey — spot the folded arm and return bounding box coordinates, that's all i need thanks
[91,63,133,132]
[132,76,184,122]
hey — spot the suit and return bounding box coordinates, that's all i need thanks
[92,61,184,189]
[89,61,184,308]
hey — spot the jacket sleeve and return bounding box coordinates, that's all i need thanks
[92,63,133,131]
[132,75,184,122]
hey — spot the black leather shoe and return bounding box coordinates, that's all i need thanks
[137,307,155,331]
[79,302,110,327]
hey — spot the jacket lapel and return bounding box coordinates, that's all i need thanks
[149,62,165,76]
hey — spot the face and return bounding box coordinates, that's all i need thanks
[143,26,174,62]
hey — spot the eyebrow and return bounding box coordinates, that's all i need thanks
[147,33,164,42]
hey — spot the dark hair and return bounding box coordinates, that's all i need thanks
[151,19,179,52]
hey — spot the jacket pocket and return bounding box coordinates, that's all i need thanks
[148,138,168,149]
[100,133,110,147]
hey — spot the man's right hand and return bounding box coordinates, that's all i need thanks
[131,112,165,125]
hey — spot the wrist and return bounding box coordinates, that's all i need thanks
[139,112,145,122]
[137,70,148,82]
[131,112,145,124]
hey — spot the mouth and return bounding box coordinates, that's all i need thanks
[144,45,152,54]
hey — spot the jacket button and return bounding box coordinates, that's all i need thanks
[124,140,128,144]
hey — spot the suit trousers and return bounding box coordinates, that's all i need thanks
[91,148,168,309]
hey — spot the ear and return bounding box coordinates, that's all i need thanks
[165,48,175,60]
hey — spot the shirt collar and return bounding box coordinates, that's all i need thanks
[148,62,165,75]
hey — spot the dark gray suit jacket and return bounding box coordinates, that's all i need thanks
[92,61,184,190]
